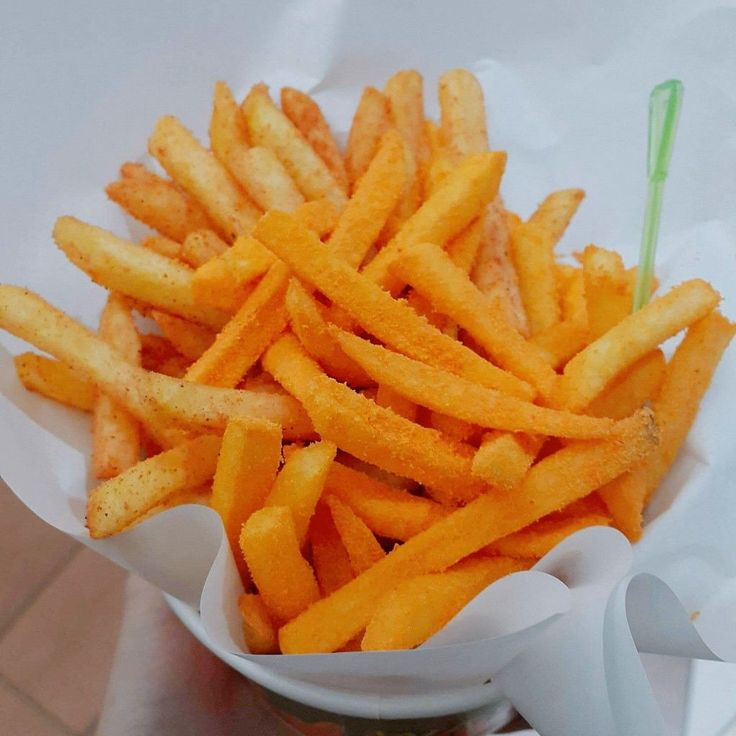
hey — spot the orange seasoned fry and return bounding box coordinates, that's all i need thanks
[361,152,506,293]
[531,320,589,370]
[325,461,448,541]
[150,311,215,360]
[528,189,585,245]
[0,286,312,440]
[438,69,489,160]
[241,85,346,208]
[263,335,486,503]
[362,556,525,651]
[185,262,289,387]
[264,440,337,544]
[509,223,560,335]
[428,412,476,443]
[559,267,587,324]
[87,434,221,538]
[556,280,721,411]
[391,240,558,399]
[180,229,228,268]
[333,328,620,439]
[599,312,735,540]
[93,294,141,479]
[281,87,348,193]
[327,496,386,575]
[279,408,657,653]
[210,81,305,213]
[471,432,542,491]
[254,211,532,399]
[149,116,261,241]
[241,506,320,622]
[445,217,484,274]
[581,245,632,341]
[292,198,342,239]
[14,353,96,412]
[212,418,282,580]
[309,502,354,596]
[471,200,528,335]
[424,119,454,195]
[53,217,229,329]
[238,593,278,654]
[106,163,215,242]
[285,279,371,387]
[485,512,611,559]
[328,129,406,269]
[588,350,666,419]
[345,86,392,190]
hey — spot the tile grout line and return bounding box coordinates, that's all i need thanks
[0,673,78,736]
[0,542,83,641]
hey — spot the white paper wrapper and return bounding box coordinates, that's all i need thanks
[2,1,736,733]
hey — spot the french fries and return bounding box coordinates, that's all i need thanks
[106,163,215,242]
[3,67,732,658]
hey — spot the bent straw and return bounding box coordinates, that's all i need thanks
[632,80,684,311]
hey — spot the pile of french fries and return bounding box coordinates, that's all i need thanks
[1,69,733,656]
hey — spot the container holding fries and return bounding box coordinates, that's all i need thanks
[2,2,736,735]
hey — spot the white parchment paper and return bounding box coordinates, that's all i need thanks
[1,1,736,733]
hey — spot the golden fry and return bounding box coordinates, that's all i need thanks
[87,434,221,538]
[13,353,96,412]
[581,245,632,341]
[345,87,392,190]
[180,229,228,268]
[150,311,215,361]
[326,496,386,575]
[141,235,182,260]
[238,593,278,654]
[438,69,489,160]
[528,189,584,244]
[531,320,589,370]
[471,432,542,491]
[309,501,354,596]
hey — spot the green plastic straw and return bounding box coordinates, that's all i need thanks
[632,79,684,311]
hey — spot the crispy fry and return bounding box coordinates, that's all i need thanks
[445,217,484,274]
[333,328,619,438]
[241,85,346,208]
[509,223,560,335]
[588,350,666,419]
[279,408,657,653]
[391,240,558,399]
[211,81,305,213]
[528,189,585,244]
[361,152,506,293]
[150,311,215,361]
[485,512,611,559]
[13,353,96,412]
[106,163,215,242]
[326,495,386,575]
[238,593,278,654]
[240,506,320,622]
[599,312,735,540]
[263,335,486,503]
[53,217,229,329]
[185,262,289,387]
[424,119,454,195]
[581,245,632,341]
[254,211,532,399]
[292,198,342,239]
[92,294,141,479]
[129,484,211,529]
[212,418,282,580]
[428,412,477,443]
[362,556,525,651]
[325,461,448,541]
[281,87,348,193]
[438,69,489,160]
[345,86,392,190]
[141,235,182,260]
[559,267,587,324]
[149,115,260,241]
[264,441,337,544]
[285,279,372,387]
[309,501,354,596]
[140,333,181,372]
[328,129,406,269]
[471,432,543,491]
[87,434,221,538]
[471,200,528,334]
[0,286,313,440]
[180,229,228,267]
[556,280,721,411]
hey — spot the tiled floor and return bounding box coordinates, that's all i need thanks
[0,483,126,736]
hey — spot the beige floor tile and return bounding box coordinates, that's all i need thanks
[0,679,71,736]
[0,548,127,734]
[0,482,79,632]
